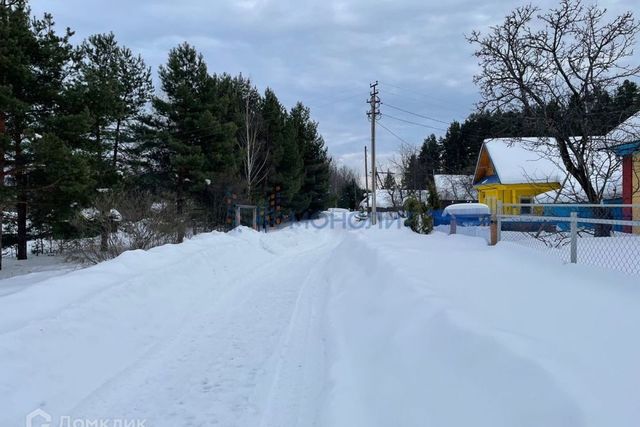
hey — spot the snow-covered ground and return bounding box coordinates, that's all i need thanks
[1,211,638,426]
[0,255,80,297]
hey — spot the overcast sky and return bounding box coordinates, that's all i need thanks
[31,0,639,177]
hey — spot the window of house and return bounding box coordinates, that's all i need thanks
[520,197,532,214]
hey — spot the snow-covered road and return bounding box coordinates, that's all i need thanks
[1,212,639,427]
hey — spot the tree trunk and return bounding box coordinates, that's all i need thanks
[580,171,612,237]
[100,211,109,253]
[557,137,612,237]
[112,119,121,169]
[15,136,27,260]
[593,206,613,238]
[176,178,185,243]
[16,198,27,259]
[96,123,101,159]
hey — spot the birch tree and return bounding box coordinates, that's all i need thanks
[238,82,268,202]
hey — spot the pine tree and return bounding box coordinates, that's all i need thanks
[150,43,211,241]
[441,121,465,174]
[112,43,153,170]
[401,153,421,190]
[419,135,441,180]
[0,0,76,260]
[337,176,361,210]
[262,88,302,209]
[71,32,121,187]
[28,133,93,239]
[72,32,153,183]
[382,171,396,190]
[289,103,330,218]
[612,80,640,126]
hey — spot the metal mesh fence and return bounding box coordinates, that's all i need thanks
[498,204,640,276]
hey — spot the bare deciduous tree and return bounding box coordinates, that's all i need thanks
[328,163,360,206]
[437,174,476,202]
[238,84,268,202]
[468,0,640,206]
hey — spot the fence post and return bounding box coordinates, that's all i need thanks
[252,207,257,230]
[496,200,503,243]
[450,216,457,235]
[570,211,578,264]
[490,217,497,245]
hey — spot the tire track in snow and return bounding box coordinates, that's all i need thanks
[65,230,341,427]
[256,236,338,427]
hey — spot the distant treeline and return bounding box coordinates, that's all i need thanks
[402,80,640,190]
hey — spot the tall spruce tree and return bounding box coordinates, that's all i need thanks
[147,43,238,239]
[418,134,442,183]
[441,121,465,174]
[72,32,152,182]
[262,88,302,209]
[112,43,153,170]
[289,103,330,218]
[0,0,82,260]
[151,43,211,241]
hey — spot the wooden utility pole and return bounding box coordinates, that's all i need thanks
[364,145,369,212]
[367,81,380,225]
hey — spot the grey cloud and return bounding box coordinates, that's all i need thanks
[32,0,640,179]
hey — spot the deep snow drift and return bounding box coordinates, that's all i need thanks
[1,211,638,427]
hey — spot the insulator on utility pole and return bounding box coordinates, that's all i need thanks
[366,81,380,225]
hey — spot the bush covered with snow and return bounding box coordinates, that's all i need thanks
[66,191,186,264]
[403,196,433,234]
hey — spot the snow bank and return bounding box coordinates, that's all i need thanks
[321,228,640,426]
[442,202,490,217]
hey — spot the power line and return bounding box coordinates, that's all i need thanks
[382,114,448,132]
[381,80,640,123]
[383,103,451,125]
[378,120,411,145]
[382,112,564,147]
[377,120,482,176]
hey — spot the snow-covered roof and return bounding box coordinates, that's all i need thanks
[479,138,565,185]
[433,175,477,201]
[442,203,490,217]
[530,138,623,203]
[535,165,622,203]
[606,112,640,145]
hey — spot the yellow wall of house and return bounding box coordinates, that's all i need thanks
[477,183,560,214]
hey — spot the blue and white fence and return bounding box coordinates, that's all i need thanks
[497,202,640,276]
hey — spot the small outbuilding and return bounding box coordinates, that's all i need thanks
[472,138,563,212]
